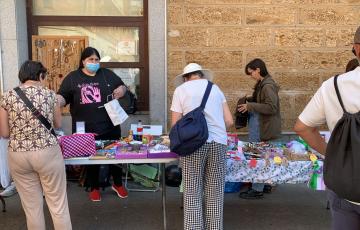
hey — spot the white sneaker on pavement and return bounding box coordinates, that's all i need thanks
[0,182,17,197]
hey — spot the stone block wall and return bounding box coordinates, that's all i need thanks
[167,0,359,132]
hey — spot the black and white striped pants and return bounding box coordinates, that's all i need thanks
[180,141,227,230]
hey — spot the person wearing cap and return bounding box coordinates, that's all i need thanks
[294,26,360,230]
[170,63,233,230]
[237,58,281,199]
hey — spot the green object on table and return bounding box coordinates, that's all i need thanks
[296,138,309,150]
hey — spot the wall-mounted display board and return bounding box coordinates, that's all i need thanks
[32,35,88,113]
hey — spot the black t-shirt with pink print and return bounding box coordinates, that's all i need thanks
[58,68,124,135]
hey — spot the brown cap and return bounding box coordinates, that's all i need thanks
[354,26,360,44]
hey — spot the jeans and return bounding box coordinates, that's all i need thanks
[248,112,260,143]
[248,112,264,192]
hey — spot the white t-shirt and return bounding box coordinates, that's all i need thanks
[299,66,360,205]
[170,79,227,145]
[299,67,360,131]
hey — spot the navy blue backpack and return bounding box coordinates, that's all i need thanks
[169,81,213,156]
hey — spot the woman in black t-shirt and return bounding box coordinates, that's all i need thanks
[57,47,128,202]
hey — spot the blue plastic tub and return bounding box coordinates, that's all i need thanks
[224,182,242,193]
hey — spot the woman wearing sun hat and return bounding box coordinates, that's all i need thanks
[170,63,234,230]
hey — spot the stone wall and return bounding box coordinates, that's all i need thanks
[167,0,359,132]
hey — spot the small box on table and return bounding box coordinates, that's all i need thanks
[147,151,178,158]
[115,144,148,159]
[147,144,178,158]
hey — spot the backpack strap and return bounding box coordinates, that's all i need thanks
[333,75,346,113]
[200,81,213,109]
[14,87,57,136]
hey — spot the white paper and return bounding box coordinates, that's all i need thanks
[76,121,85,134]
[117,41,136,55]
[104,99,129,126]
[0,138,10,188]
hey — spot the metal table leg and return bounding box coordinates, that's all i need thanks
[161,163,167,230]
[0,195,5,212]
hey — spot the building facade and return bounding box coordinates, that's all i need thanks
[167,0,358,131]
[0,0,358,134]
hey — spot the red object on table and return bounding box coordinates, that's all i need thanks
[249,159,257,168]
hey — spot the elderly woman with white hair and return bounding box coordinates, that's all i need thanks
[170,63,233,230]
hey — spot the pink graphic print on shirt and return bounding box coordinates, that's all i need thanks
[81,85,101,104]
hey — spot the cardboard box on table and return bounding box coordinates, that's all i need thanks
[115,144,148,159]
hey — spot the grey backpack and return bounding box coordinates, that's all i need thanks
[324,75,360,202]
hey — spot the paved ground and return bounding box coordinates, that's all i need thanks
[0,182,331,230]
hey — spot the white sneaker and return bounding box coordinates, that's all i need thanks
[0,182,17,197]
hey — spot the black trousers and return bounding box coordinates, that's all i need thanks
[328,190,360,230]
[87,126,123,190]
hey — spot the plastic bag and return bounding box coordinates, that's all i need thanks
[308,161,326,191]
[0,138,10,188]
[286,140,307,155]
[104,99,129,126]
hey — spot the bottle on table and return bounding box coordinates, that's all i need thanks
[137,120,143,141]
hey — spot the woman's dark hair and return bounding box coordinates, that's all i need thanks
[78,47,101,69]
[346,58,359,72]
[245,58,268,77]
[183,70,204,80]
[18,60,47,83]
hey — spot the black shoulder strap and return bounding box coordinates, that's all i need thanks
[333,75,346,113]
[14,87,56,136]
[101,68,111,92]
[101,68,128,99]
[200,81,213,109]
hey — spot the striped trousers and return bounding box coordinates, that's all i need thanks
[180,141,227,230]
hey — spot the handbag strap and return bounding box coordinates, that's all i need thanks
[200,81,213,109]
[13,87,56,136]
[101,69,130,99]
[101,69,113,96]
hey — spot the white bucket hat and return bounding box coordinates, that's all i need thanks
[174,63,213,87]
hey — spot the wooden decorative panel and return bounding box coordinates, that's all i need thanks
[31,35,88,113]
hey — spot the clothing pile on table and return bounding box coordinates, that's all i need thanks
[227,135,322,164]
